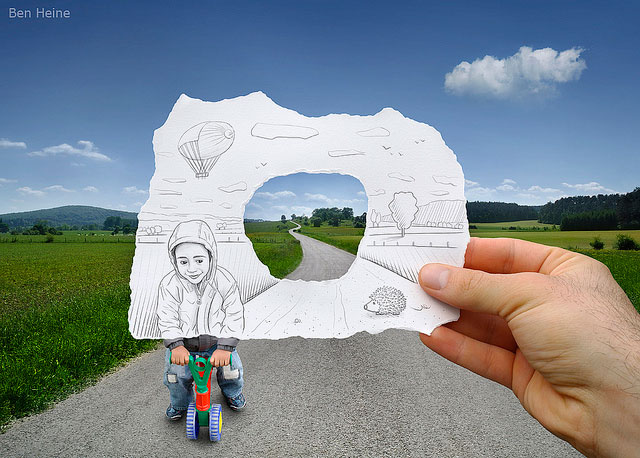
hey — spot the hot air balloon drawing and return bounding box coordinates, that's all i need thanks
[177,121,235,178]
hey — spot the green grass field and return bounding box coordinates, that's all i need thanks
[297,224,364,255]
[0,243,155,430]
[0,230,135,244]
[244,221,302,278]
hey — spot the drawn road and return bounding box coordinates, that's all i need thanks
[0,229,579,457]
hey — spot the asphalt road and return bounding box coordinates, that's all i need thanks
[285,223,356,281]
[0,228,580,457]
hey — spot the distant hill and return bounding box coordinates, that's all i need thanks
[0,205,138,229]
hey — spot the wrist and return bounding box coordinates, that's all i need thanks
[586,387,640,457]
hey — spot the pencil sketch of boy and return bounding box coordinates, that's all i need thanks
[157,219,246,419]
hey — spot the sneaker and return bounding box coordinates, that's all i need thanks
[166,405,186,420]
[226,393,246,411]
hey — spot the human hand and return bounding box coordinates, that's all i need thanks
[170,345,190,366]
[418,237,640,458]
[210,349,231,367]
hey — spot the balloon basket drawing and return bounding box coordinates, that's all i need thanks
[185,354,227,441]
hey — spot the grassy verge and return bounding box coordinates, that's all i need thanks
[0,243,156,430]
[244,221,302,278]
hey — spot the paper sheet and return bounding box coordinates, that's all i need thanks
[128,92,469,341]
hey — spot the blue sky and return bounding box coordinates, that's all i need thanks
[1,0,638,217]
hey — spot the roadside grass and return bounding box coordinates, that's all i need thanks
[244,221,302,278]
[297,223,364,255]
[0,243,156,430]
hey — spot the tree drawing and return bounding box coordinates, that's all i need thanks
[388,192,418,237]
[369,208,381,228]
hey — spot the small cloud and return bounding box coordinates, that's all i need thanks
[445,46,586,99]
[562,182,616,194]
[0,178,18,185]
[255,190,296,200]
[464,179,479,187]
[502,179,517,185]
[44,185,74,192]
[357,191,366,196]
[0,138,27,149]
[465,186,497,200]
[304,192,331,203]
[123,186,148,195]
[83,186,99,192]
[247,202,263,209]
[17,186,45,196]
[527,185,559,193]
[28,140,112,162]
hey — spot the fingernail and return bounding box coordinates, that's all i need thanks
[420,265,450,290]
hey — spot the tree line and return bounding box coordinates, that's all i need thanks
[539,188,640,230]
[0,216,138,235]
[466,201,540,223]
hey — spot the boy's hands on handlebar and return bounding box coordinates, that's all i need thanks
[210,349,231,367]
[170,345,190,366]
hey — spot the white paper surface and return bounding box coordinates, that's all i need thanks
[128,92,469,341]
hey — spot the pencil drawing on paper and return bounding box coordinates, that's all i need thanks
[364,286,406,316]
[128,91,469,342]
[178,121,235,178]
[156,220,245,339]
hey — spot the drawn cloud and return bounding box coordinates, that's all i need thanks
[219,181,248,193]
[388,172,415,183]
[356,127,390,137]
[251,123,319,140]
[432,176,457,186]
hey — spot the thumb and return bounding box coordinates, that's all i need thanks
[419,263,545,320]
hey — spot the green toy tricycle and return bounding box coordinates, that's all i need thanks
[185,354,230,441]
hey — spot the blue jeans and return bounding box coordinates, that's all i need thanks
[163,345,244,411]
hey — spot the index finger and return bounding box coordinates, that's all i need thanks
[464,237,565,275]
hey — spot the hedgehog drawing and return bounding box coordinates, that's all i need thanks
[364,286,407,316]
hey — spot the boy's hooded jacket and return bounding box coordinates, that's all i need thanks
[157,220,244,350]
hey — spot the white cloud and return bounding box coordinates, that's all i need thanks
[0,138,27,149]
[445,46,586,98]
[303,193,364,206]
[122,186,148,195]
[17,186,45,197]
[28,140,112,162]
[464,179,479,187]
[246,202,263,209]
[465,186,497,199]
[502,179,517,185]
[527,185,559,193]
[561,182,616,194]
[496,184,516,192]
[254,190,296,200]
[44,185,74,193]
[357,191,366,196]
[0,178,18,184]
[83,186,99,192]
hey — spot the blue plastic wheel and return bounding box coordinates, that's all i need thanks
[186,402,199,440]
[209,404,222,442]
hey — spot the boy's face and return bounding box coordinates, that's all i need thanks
[175,243,211,284]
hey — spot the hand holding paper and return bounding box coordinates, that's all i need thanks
[418,237,640,458]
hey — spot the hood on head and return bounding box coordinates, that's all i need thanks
[168,220,218,282]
